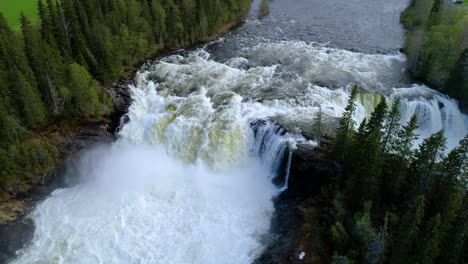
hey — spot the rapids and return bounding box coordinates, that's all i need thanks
[10,0,467,263]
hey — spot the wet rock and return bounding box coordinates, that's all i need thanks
[256,143,340,263]
[284,144,341,198]
[107,82,133,130]
[272,115,339,141]
[254,198,303,264]
[0,219,34,263]
[109,82,132,115]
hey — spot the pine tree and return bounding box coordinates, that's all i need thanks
[346,100,387,207]
[438,192,468,264]
[406,130,446,201]
[428,136,467,228]
[332,86,358,161]
[13,70,47,126]
[151,0,167,46]
[0,12,46,127]
[394,114,418,161]
[164,0,185,45]
[38,0,52,41]
[417,214,442,264]
[382,98,401,154]
[65,63,100,117]
[390,195,425,264]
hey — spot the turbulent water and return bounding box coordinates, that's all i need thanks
[11,0,467,263]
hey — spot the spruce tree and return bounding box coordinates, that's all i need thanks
[394,114,418,161]
[382,98,401,154]
[332,86,358,161]
[151,0,167,46]
[428,136,467,228]
[390,195,425,264]
[417,214,442,264]
[13,70,47,126]
[65,63,100,117]
[406,130,447,201]
[346,100,387,207]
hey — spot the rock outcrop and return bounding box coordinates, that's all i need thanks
[256,141,341,264]
[284,143,341,198]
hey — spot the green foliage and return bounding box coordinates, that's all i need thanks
[64,63,100,117]
[332,86,358,161]
[331,221,351,253]
[0,0,250,188]
[402,0,466,101]
[390,195,426,264]
[325,92,467,263]
[0,138,59,186]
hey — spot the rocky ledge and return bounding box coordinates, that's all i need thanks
[256,143,341,264]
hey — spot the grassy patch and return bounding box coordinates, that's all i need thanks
[0,0,38,29]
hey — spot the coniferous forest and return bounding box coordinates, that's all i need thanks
[311,86,468,263]
[0,0,466,263]
[0,0,250,186]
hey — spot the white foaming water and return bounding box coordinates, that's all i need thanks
[12,145,277,264]
[12,40,467,264]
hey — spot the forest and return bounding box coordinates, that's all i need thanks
[0,0,250,187]
[311,87,467,263]
[401,0,467,110]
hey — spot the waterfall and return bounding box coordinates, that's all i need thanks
[279,149,294,192]
[11,39,466,264]
[250,120,302,191]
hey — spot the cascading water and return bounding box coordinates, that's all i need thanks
[10,1,467,262]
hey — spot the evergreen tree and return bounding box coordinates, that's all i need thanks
[406,130,446,201]
[64,63,100,117]
[393,114,418,161]
[390,195,425,264]
[382,98,401,154]
[332,86,358,161]
[347,100,387,207]
[13,70,47,126]
[428,136,467,228]
[438,192,468,264]
[151,0,167,46]
[417,214,442,264]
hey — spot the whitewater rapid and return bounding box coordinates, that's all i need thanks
[11,39,467,264]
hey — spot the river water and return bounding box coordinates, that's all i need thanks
[11,0,467,263]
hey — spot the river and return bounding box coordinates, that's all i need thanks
[10,0,468,263]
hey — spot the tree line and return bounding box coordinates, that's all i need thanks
[0,0,250,186]
[401,0,467,110]
[317,86,467,263]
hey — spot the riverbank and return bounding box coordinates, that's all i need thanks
[401,0,467,111]
[0,18,246,263]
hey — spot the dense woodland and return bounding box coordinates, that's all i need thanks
[401,0,467,110]
[315,87,467,263]
[0,0,250,187]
